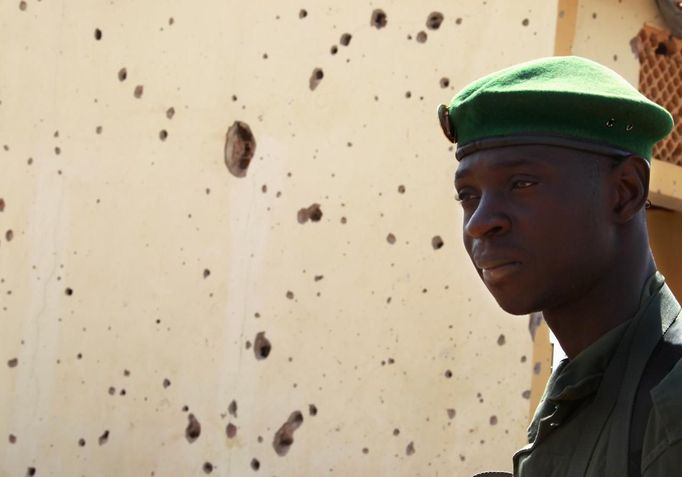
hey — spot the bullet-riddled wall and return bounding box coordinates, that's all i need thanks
[0,2,559,476]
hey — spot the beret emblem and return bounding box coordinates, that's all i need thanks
[438,103,456,143]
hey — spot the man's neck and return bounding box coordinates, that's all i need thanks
[542,252,657,360]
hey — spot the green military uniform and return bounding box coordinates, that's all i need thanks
[514,272,682,476]
[437,57,680,476]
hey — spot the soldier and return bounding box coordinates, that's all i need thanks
[438,56,680,476]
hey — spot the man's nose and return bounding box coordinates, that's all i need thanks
[463,192,511,239]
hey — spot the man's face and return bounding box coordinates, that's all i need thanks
[454,144,617,315]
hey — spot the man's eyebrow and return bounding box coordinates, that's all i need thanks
[454,158,542,183]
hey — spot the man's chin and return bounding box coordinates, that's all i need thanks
[491,294,539,316]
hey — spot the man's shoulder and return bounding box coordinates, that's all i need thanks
[641,358,682,470]
[650,358,682,438]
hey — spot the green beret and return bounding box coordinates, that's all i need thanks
[438,56,674,161]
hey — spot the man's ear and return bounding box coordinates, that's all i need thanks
[611,155,650,223]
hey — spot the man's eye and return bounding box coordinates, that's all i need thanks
[455,191,479,203]
[512,180,536,190]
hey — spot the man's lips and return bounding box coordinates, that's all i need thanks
[474,257,521,271]
[474,256,522,284]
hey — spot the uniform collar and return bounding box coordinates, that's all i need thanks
[546,272,666,403]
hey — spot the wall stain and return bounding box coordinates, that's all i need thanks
[7,358,18,368]
[224,121,256,178]
[228,400,238,418]
[185,414,201,443]
[297,203,323,224]
[432,236,444,250]
[273,410,303,456]
[406,441,415,455]
[134,85,144,98]
[254,332,272,360]
[98,430,109,445]
[309,68,324,90]
[427,12,444,29]
[226,423,237,438]
[371,9,387,29]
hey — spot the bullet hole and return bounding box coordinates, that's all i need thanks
[362,447,369,454]
[447,408,456,419]
[314,275,323,281]
[426,12,444,30]
[397,185,406,194]
[273,410,303,456]
[166,107,175,119]
[245,341,252,350]
[0,198,4,211]
[185,414,201,443]
[224,121,256,178]
[182,405,189,412]
[522,18,529,26]
[228,400,238,418]
[299,9,307,18]
[203,269,211,279]
[9,434,16,443]
[330,45,338,54]
[406,441,415,456]
[97,430,109,445]
[444,369,453,378]
[386,233,396,244]
[26,467,36,476]
[522,390,531,399]
[123,369,130,377]
[286,290,294,300]
[340,33,352,46]
[497,334,506,346]
[521,355,527,363]
[533,362,542,375]
[489,415,498,425]
[119,389,126,396]
[262,53,268,59]
[405,91,412,98]
[158,130,168,141]
[65,288,73,296]
[94,28,102,40]
[7,358,17,368]
[96,126,103,134]
[371,9,387,29]
[440,77,450,88]
[169,17,174,25]
[297,203,323,223]
[592,12,597,19]
[226,423,237,438]
[254,332,272,360]
[134,85,144,98]
[309,404,318,416]
[257,435,263,443]
[655,42,668,55]
[118,68,127,81]
[163,378,171,388]
[416,31,427,43]
[393,428,400,436]
[431,236,444,250]
[19,1,26,11]
[251,458,260,470]
[78,438,86,447]
[340,217,347,224]
[108,386,116,395]
[309,68,324,91]
[203,462,213,474]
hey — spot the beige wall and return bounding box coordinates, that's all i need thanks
[0,1,560,476]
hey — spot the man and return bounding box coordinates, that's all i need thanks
[437,56,681,476]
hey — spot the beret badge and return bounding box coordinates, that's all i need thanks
[438,103,457,143]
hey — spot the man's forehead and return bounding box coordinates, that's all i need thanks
[454,145,559,180]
